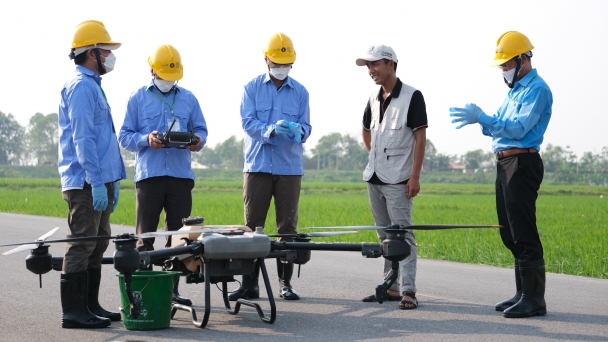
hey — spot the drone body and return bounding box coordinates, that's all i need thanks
[0,221,501,329]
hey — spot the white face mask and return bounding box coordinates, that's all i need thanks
[103,52,116,73]
[270,67,290,80]
[154,78,175,93]
[501,67,517,84]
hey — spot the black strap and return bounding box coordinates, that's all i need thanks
[92,48,106,76]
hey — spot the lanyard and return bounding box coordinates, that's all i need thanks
[147,88,177,116]
[508,75,537,102]
[98,85,109,105]
[98,85,116,132]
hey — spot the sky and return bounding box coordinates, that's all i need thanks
[1,0,607,158]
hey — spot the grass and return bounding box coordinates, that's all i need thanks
[0,179,606,279]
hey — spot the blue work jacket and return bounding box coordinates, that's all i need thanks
[240,73,311,175]
[118,82,208,183]
[478,69,553,152]
[58,66,126,191]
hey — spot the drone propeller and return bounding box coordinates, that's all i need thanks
[1,227,60,256]
[198,225,250,229]
[0,228,227,253]
[308,224,502,231]
[267,231,358,238]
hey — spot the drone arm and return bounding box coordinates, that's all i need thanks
[51,256,114,272]
[146,244,202,264]
[272,241,365,252]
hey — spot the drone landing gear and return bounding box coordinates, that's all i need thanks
[171,258,276,328]
[171,260,213,328]
[374,260,400,304]
[222,258,276,324]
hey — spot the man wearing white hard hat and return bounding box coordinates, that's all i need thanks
[58,20,126,328]
[357,44,427,310]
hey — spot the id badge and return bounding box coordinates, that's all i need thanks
[168,119,182,132]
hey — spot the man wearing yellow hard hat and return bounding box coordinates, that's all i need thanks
[449,31,553,318]
[118,44,208,307]
[229,33,311,301]
[58,20,126,328]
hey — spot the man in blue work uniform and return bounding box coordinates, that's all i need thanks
[449,31,552,318]
[58,20,126,329]
[228,32,311,301]
[118,44,207,307]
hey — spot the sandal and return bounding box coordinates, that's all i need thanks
[398,291,418,310]
[362,292,402,302]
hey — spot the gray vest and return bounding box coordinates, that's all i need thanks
[363,83,416,184]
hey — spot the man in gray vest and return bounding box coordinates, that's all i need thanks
[357,45,427,310]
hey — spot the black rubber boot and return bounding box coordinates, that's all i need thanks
[503,258,547,318]
[87,269,121,321]
[228,261,260,301]
[173,277,192,306]
[61,272,111,329]
[495,259,522,311]
[278,260,300,300]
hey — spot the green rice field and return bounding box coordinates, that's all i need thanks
[0,179,606,279]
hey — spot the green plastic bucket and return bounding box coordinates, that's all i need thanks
[117,270,181,330]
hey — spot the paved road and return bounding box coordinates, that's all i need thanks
[0,213,606,341]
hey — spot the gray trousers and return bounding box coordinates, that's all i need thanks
[243,172,301,241]
[367,183,417,294]
[62,182,115,273]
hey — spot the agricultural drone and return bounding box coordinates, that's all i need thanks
[0,217,501,329]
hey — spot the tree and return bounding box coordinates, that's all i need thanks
[196,145,220,168]
[542,144,566,173]
[311,133,343,170]
[27,113,58,166]
[214,136,244,169]
[196,136,243,169]
[423,139,454,171]
[463,149,493,170]
[542,144,579,183]
[308,133,367,171]
[0,111,26,165]
[339,134,368,170]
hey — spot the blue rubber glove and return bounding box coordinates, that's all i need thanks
[449,103,484,129]
[92,185,108,212]
[274,120,290,135]
[112,181,120,212]
[288,122,305,143]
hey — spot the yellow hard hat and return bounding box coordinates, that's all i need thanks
[71,20,120,49]
[263,33,296,64]
[148,44,183,81]
[491,31,534,66]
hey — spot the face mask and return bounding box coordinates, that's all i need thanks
[154,78,175,93]
[501,67,517,85]
[103,52,116,73]
[270,67,290,80]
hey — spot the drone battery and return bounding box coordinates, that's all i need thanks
[201,232,270,260]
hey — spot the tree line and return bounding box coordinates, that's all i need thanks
[2,111,607,185]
